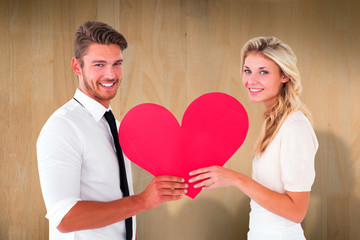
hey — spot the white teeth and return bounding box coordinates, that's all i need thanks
[249,88,263,92]
[100,82,114,87]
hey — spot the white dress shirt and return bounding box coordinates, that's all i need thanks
[37,89,136,240]
[248,111,318,240]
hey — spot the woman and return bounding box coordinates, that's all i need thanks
[189,37,318,239]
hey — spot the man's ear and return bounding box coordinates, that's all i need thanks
[282,74,290,83]
[72,57,82,76]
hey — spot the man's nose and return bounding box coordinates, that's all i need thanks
[104,66,116,79]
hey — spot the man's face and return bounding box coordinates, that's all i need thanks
[73,43,123,108]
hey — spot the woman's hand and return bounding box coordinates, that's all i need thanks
[189,166,240,190]
[189,165,310,223]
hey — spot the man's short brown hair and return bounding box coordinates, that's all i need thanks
[74,21,127,66]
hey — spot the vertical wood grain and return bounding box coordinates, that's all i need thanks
[1,0,360,239]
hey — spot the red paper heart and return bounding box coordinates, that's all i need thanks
[119,92,248,198]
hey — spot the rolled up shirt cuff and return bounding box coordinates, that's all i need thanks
[46,197,81,227]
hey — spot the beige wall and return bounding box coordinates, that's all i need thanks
[1,0,359,239]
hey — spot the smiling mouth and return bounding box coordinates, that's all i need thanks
[249,88,263,93]
[100,82,115,87]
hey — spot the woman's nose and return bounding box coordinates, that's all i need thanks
[247,74,258,84]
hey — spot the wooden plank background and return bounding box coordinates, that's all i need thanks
[1,0,359,239]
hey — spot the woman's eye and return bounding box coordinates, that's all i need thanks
[244,69,251,74]
[260,71,268,75]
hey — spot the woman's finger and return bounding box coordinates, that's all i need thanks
[189,166,215,176]
[188,172,213,183]
[193,178,215,189]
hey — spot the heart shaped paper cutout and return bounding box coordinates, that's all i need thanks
[119,92,248,198]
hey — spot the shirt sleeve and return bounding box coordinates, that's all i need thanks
[280,118,318,192]
[37,115,83,227]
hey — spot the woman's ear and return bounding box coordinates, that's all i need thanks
[281,74,290,83]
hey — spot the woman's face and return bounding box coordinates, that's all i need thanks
[242,52,289,110]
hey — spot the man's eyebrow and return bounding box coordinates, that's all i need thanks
[91,60,107,64]
[91,59,123,64]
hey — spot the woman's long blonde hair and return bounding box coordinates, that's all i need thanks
[240,36,312,155]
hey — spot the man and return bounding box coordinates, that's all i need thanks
[37,21,188,240]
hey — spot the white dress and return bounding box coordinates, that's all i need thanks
[248,111,318,240]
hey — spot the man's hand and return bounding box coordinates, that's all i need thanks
[138,175,188,210]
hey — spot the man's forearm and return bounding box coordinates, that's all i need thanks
[57,195,144,233]
[57,175,188,233]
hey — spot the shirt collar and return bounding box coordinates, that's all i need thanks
[74,89,111,123]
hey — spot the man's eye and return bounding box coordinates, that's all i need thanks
[114,62,122,66]
[95,64,103,67]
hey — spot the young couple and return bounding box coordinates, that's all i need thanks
[37,21,318,240]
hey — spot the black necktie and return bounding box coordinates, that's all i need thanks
[104,110,133,240]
